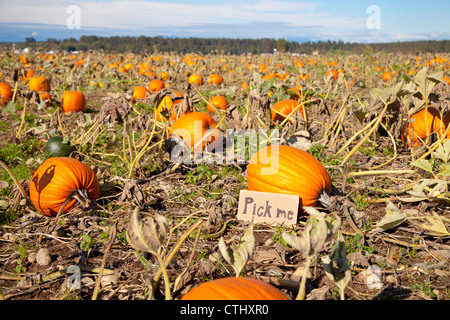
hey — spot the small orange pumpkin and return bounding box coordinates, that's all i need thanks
[181,277,289,300]
[325,69,339,80]
[247,145,331,208]
[116,66,128,73]
[131,86,149,101]
[401,107,442,148]
[29,76,51,92]
[61,90,86,113]
[270,99,307,124]
[207,95,228,113]
[38,91,52,106]
[29,157,100,217]
[148,79,165,93]
[0,82,13,105]
[21,68,35,81]
[207,73,223,85]
[169,112,220,151]
[188,74,203,86]
[382,71,394,81]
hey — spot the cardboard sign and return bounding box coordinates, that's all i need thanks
[237,190,299,226]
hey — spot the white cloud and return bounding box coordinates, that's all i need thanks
[0,0,447,43]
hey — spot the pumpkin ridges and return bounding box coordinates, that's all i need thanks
[250,145,330,193]
[247,145,331,207]
[271,99,306,123]
[181,277,289,300]
[29,157,99,216]
[169,112,220,150]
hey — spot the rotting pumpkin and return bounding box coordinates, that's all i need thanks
[181,277,289,300]
[246,145,332,209]
[29,157,100,217]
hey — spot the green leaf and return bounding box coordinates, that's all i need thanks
[370,88,390,104]
[282,208,341,257]
[260,77,276,94]
[410,158,433,173]
[414,67,443,101]
[2,101,17,114]
[321,234,351,300]
[375,201,406,231]
[218,222,255,276]
[415,212,450,237]
[432,140,450,163]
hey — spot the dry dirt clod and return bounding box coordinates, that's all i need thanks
[36,248,51,267]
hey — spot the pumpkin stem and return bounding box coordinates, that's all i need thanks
[54,189,91,225]
[318,190,332,208]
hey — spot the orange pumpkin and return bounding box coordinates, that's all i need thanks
[207,73,223,85]
[0,82,13,105]
[207,95,228,113]
[29,76,51,92]
[148,79,165,93]
[247,145,331,208]
[382,71,394,81]
[325,69,339,80]
[169,112,220,151]
[401,107,442,148]
[188,74,203,86]
[21,68,35,81]
[181,277,289,300]
[442,111,450,139]
[270,99,307,124]
[117,66,128,73]
[131,86,149,101]
[29,157,100,217]
[38,91,52,106]
[61,90,86,113]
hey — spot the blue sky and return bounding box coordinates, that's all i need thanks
[0,0,449,43]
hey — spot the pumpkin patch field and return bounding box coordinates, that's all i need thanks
[0,48,449,301]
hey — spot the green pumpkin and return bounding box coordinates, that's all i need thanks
[355,80,366,88]
[45,136,77,157]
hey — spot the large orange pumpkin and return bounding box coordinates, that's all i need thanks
[0,82,13,105]
[270,99,307,124]
[29,157,100,217]
[61,90,86,113]
[401,107,442,148]
[169,112,220,151]
[181,277,289,300]
[247,145,331,208]
[207,95,228,113]
[29,76,51,92]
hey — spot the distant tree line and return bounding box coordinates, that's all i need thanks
[4,35,450,55]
